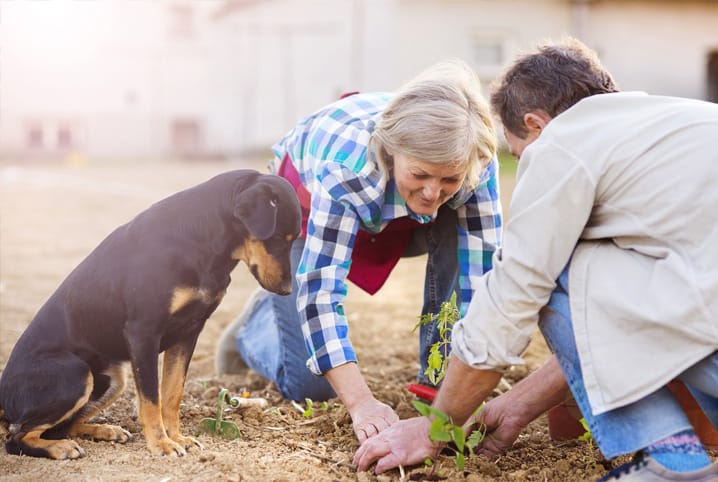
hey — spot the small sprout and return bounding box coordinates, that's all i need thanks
[413,400,487,471]
[413,293,486,472]
[578,417,593,442]
[299,398,335,418]
[413,293,460,385]
[303,398,315,418]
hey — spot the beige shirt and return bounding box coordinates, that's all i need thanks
[452,92,718,414]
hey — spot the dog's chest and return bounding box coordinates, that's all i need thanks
[166,284,226,330]
[170,285,225,315]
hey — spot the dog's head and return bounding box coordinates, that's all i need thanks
[231,174,301,295]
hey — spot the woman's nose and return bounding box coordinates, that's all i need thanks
[422,179,441,200]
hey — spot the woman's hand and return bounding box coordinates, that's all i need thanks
[349,396,400,442]
[324,363,399,442]
[353,416,436,473]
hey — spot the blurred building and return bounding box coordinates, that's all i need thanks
[0,0,717,162]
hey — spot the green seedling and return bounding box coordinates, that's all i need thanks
[413,400,486,471]
[412,292,487,471]
[197,388,242,440]
[413,292,460,385]
[578,417,593,443]
[578,417,600,470]
[300,398,340,418]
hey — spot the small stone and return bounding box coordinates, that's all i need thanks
[199,453,216,462]
[556,459,571,474]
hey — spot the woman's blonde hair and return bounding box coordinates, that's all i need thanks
[370,59,497,190]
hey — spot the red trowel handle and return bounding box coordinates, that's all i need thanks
[407,383,437,402]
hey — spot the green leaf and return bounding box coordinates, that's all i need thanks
[412,400,432,417]
[467,428,485,449]
[429,419,452,442]
[427,348,443,370]
[427,406,450,422]
[452,426,466,452]
[578,417,593,442]
[303,398,313,418]
[413,313,436,333]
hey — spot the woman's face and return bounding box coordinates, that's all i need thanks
[392,153,466,216]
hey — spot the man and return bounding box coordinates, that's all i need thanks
[353,37,718,481]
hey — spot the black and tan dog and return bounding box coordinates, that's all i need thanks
[0,170,301,459]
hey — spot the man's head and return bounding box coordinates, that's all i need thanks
[490,37,619,158]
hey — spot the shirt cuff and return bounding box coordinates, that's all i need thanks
[450,319,526,371]
[305,339,358,375]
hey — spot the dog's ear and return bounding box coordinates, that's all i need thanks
[234,183,278,240]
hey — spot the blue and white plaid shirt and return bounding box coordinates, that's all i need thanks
[270,92,503,375]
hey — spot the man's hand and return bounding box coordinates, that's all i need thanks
[466,397,527,458]
[469,355,570,457]
[349,396,400,443]
[353,416,437,473]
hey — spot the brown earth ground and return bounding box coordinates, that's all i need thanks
[0,159,705,481]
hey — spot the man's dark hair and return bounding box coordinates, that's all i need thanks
[490,37,619,138]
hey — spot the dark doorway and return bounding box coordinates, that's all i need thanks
[708,51,718,103]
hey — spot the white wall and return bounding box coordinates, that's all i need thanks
[1,0,716,161]
[582,0,718,99]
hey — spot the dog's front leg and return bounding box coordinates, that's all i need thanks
[126,334,186,457]
[162,341,203,451]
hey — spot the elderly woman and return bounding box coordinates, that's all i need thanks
[216,59,501,442]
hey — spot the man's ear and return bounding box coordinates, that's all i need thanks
[523,110,552,134]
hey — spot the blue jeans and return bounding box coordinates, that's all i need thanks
[539,266,718,459]
[236,205,459,401]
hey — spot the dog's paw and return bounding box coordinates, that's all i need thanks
[172,433,204,451]
[46,439,87,460]
[94,424,131,443]
[147,436,186,458]
[70,423,131,443]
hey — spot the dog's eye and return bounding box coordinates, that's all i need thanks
[270,199,277,208]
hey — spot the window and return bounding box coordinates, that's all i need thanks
[57,125,73,150]
[26,124,44,149]
[171,119,201,156]
[471,34,508,79]
[473,40,504,67]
